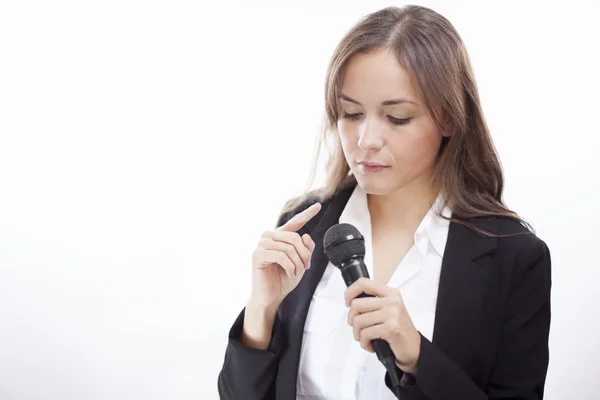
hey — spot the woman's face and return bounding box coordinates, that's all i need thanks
[337,49,447,196]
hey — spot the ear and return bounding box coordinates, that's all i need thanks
[434,106,453,137]
[440,111,453,137]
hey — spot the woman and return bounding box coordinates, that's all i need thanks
[218,5,551,400]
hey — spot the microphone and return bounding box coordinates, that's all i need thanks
[323,222,403,389]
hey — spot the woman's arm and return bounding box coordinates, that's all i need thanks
[386,239,552,399]
[218,196,321,400]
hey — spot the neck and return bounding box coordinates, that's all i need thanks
[367,174,439,231]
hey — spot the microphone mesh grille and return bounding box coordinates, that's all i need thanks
[323,223,365,266]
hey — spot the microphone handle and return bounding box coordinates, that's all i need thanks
[340,258,397,366]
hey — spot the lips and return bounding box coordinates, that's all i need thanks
[358,162,389,168]
[358,162,389,174]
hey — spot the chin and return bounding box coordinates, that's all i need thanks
[355,177,395,196]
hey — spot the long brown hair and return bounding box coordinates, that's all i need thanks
[284,5,532,236]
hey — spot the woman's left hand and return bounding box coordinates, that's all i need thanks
[345,277,421,375]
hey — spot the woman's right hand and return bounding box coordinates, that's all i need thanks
[249,202,322,310]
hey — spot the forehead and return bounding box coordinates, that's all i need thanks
[340,49,419,103]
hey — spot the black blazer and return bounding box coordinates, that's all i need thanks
[218,183,552,399]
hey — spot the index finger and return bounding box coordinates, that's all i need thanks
[277,202,322,232]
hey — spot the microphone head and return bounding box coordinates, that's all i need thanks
[323,223,365,267]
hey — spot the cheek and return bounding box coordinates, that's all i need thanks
[337,121,357,149]
[392,124,441,165]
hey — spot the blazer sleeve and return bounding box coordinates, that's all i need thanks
[217,306,283,400]
[385,239,552,400]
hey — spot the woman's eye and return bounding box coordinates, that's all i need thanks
[342,112,362,120]
[341,112,411,125]
[388,116,411,125]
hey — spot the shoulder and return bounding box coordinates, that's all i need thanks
[489,217,551,288]
[459,214,551,279]
[493,217,550,261]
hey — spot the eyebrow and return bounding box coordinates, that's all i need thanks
[340,93,417,106]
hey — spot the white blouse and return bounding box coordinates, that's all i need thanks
[296,184,452,399]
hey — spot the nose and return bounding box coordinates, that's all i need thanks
[357,116,384,151]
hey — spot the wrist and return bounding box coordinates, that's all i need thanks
[241,299,280,350]
[246,297,280,316]
[395,331,421,375]
[406,331,421,375]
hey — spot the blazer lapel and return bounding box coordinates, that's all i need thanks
[276,184,355,399]
[431,215,497,377]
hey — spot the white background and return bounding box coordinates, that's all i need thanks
[0,0,598,399]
